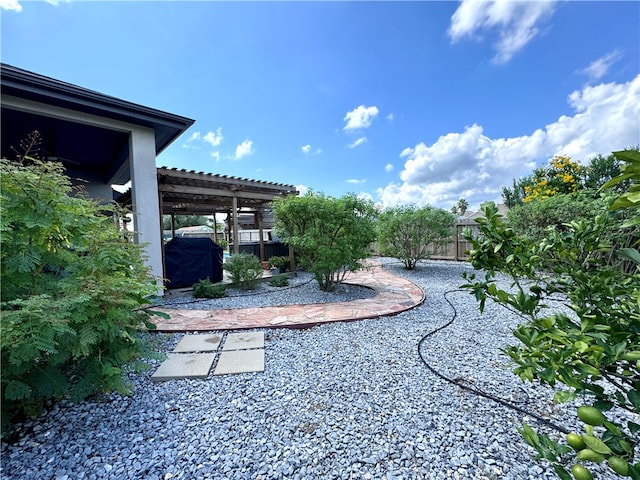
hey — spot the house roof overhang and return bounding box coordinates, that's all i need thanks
[1,63,195,184]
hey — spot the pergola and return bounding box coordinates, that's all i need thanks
[156,167,297,272]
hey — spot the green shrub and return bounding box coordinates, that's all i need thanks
[223,253,263,290]
[1,135,160,436]
[267,255,289,272]
[377,205,455,270]
[192,278,227,298]
[462,149,640,480]
[268,273,289,287]
[272,191,376,292]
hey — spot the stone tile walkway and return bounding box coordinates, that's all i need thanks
[151,332,265,381]
[150,261,424,332]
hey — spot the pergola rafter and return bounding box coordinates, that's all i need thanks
[156,167,298,275]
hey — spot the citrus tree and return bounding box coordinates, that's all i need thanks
[377,205,455,270]
[463,150,640,479]
[271,191,376,291]
[1,133,161,436]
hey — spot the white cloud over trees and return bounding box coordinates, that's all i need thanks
[378,74,640,209]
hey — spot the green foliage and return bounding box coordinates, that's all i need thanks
[268,273,290,287]
[506,193,607,242]
[603,149,640,223]
[267,255,289,272]
[377,205,455,270]
[1,141,159,436]
[162,214,211,230]
[584,153,624,192]
[223,253,263,290]
[451,198,469,216]
[192,278,227,298]
[463,150,640,478]
[523,155,586,202]
[503,176,535,208]
[272,191,377,292]
[502,149,639,208]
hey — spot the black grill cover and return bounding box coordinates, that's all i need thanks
[164,237,223,288]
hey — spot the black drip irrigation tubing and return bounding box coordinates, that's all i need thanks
[417,287,570,435]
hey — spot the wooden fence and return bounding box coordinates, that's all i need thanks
[373,222,480,262]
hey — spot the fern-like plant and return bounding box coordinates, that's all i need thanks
[1,132,160,437]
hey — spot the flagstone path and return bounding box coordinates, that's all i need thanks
[150,261,425,332]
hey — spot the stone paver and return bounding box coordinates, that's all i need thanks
[151,353,216,382]
[151,260,424,332]
[223,331,264,351]
[173,334,222,352]
[214,350,265,375]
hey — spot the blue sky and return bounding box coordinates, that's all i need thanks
[2,1,639,211]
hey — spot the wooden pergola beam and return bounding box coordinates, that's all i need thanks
[159,183,285,202]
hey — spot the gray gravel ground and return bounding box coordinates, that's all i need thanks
[160,272,377,310]
[1,259,627,480]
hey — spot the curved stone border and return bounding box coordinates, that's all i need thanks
[150,260,425,332]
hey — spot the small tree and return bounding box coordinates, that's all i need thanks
[523,155,586,202]
[462,149,640,480]
[1,133,160,436]
[272,191,376,291]
[377,205,455,270]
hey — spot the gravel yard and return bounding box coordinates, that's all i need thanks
[1,259,624,480]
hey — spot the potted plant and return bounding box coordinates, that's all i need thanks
[267,255,288,274]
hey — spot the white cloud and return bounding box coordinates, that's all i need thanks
[296,184,309,196]
[399,147,413,158]
[348,137,368,149]
[386,113,395,122]
[347,178,366,185]
[343,105,379,131]
[301,144,322,155]
[0,0,22,11]
[357,191,373,202]
[235,139,254,160]
[378,74,640,209]
[210,151,221,162]
[385,163,394,173]
[580,50,622,82]
[203,128,223,147]
[448,0,556,64]
[183,128,223,151]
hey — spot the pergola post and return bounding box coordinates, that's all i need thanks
[257,208,265,262]
[232,196,240,254]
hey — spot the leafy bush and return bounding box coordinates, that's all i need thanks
[268,273,289,287]
[267,255,289,272]
[1,136,160,436]
[506,192,606,241]
[192,278,227,298]
[272,191,376,292]
[462,149,640,479]
[223,253,263,290]
[377,205,455,270]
